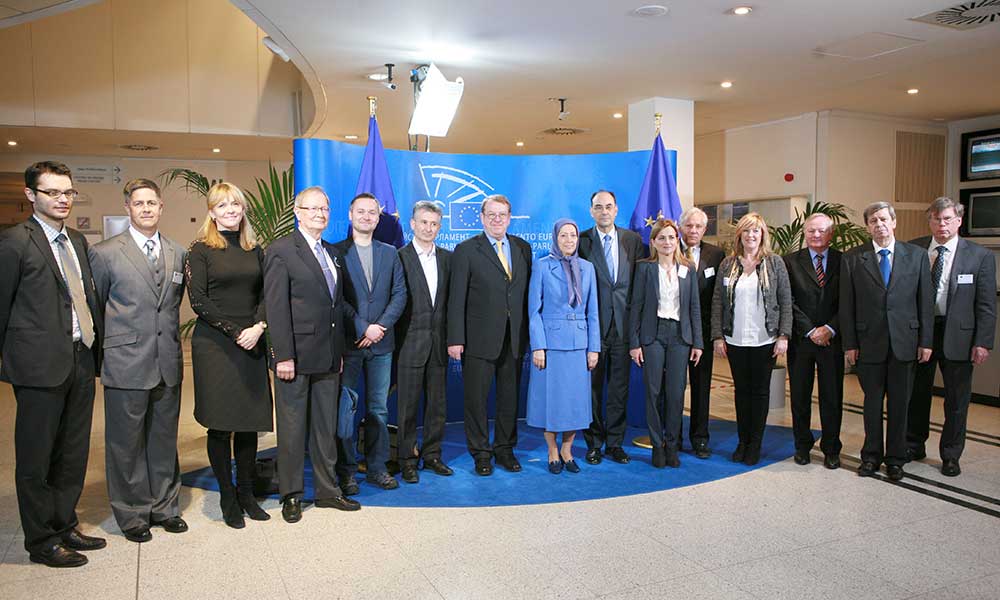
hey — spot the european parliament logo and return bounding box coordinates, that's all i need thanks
[417,164,528,232]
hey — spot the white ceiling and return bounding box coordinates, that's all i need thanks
[238,0,1000,154]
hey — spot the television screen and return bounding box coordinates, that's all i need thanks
[963,128,1000,181]
[961,186,1000,236]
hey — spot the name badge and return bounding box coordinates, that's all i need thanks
[957,274,974,285]
[723,276,730,287]
[704,267,715,278]
[678,266,689,279]
[172,271,184,284]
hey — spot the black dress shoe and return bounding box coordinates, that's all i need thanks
[906,448,927,463]
[423,457,454,476]
[315,495,362,511]
[61,529,107,551]
[823,454,841,470]
[692,442,711,459]
[886,464,904,481]
[606,447,630,464]
[742,445,761,466]
[585,448,603,465]
[732,443,746,463]
[495,454,522,472]
[857,461,877,477]
[401,464,419,483]
[29,543,88,568]
[281,497,302,523]
[340,478,360,496]
[152,516,188,533]
[941,459,961,477]
[563,459,581,473]
[475,458,494,476]
[664,449,680,468]
[548,460,563,474]
[366,471,400,490]
[122,526,152,543]
[794,451,811,466]
[651,445,667,469]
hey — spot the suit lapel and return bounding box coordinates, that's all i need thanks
[369,242,383,291]
[404,244,433,308]
[119,234,159,297]
[614,227,629,284]
[294,231,332,301]
[887,242,907,292]
[587,229,612,285]
[26,221,69,298]
[860,247,885,289]
[947,238,966,302]
[477,234,509,279]
[434,246,447,310]
[156,240,175,308]
[799,249,820,287]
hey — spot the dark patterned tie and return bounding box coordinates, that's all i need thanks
[932,246,947,293]
[814,253,825,288]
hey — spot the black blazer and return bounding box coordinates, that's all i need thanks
[840,240,934,363]
[263,230,346,375]
[0,218,102,386]
[578,226,647,342]
[783,247,842,344]
[909,236,996,360]
[447,232,532,360]
[687,242,725,334]
[396,242,451,367]
[628,261,703,350]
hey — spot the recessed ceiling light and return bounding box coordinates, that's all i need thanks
[612,113,624,119]
[367,73,389,81]
[344,135,359,140]
[212,148,221,153]
[633,5,668,17]
[7,140,16,146]
[515,141,525,147]
[731,6,752,16]
[720,81,733,88]
[907,88,919,95]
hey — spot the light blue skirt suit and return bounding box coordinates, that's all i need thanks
[527,255,601,432]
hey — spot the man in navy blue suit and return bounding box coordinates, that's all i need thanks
[333,193,407,491]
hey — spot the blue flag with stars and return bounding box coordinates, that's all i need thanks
[629,133,682,244]
[353,115,405,247]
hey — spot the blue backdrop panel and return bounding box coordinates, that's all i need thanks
[293,138,678,429]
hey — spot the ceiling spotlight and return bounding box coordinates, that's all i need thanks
[515,141,525,147]
[907,88,919,95]
[720,81,733,88]
[7,140,16,146]
[344,135,359,140]
[261,36,290,62]
[731,6,752,16]
[212,148,221,153]
[633,5,669,17]
[612,113,623,119]
[367,73,388,81]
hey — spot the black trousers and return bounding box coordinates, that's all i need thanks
[13,343,95,554]
[856,352,914,467]
[787,338,844,456]
[396,360,448,466]
[726,343,775,449]
[585,323,630,450]
[685,337,714,446]
[463,327,521,461]
[907,319,974,462]
[641,319,690,450]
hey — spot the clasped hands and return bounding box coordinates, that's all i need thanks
[356,323,386,349]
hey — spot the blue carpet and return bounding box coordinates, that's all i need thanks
[182,417,803,508]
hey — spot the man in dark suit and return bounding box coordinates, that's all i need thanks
[333,193,407,491]
[907,197,996,476]
[448,194,532,476]
[0,161,106,567]
[679,207,725,458]
[395,201,454,483]
[89,178,188,543]
[578,189,646,465]
[841,201,933,481]
[264,186,361,523]
[783,213,844,469]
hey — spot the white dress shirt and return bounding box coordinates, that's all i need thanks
[33,215,84,341]
[415,242,439,307]
[656,264,680,320]
[927,235,959,316]
[872,239,896,269]
[725,269,775,347]
[129,225,161,259]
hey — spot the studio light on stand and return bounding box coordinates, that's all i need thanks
[408,63,464,151]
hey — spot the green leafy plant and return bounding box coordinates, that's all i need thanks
[769,201,869,255]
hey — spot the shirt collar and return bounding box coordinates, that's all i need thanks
[872,239,895,255]
[298,225,322,245]
[485,232,508,247]
[33,214,67,242]
[597,226,618,243]
[129,225,160,249]
[414,241,436,258]
[930,236,959,254]
[808,247,828,261]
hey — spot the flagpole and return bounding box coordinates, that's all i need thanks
[367,95,378,118]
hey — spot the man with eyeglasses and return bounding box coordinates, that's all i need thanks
[448,194,532,476]
[907,197,996,477]
[263,186,360,523]
[89,178,188,543]
[0,161,105,567]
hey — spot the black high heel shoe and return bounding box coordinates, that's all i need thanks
[237,491,270,521]
[219,487,245,529]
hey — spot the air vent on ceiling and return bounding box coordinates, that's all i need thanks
[912,0,1000,30]
[119,144,159,151]
[539,127,590,136]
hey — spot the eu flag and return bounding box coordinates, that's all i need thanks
[628,133,682,244]
[353,115,405,247]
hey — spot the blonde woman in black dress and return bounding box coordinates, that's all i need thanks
[186,182,273,528]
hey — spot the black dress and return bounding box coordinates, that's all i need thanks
[186,231,273,432]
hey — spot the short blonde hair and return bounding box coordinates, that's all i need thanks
[196,182,258,251]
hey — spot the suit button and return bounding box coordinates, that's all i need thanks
[331,323,336,328]
[157,331,161,336]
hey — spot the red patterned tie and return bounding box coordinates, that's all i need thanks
[815,253,826,288]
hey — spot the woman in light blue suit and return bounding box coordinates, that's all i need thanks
[528,219,601,474]
[629,219,704,468]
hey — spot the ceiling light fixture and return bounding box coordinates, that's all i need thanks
[212,148,221,153]
[731,6,752,16]
[612,113,623,119]
[907,88,919,94]
[7,140,16,146]
[344,135,359,140]
[367,73,388,81]
[633,5,669,17]
[515,141,525,147]
[721,81,733,88]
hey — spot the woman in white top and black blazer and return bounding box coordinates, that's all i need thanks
[629,219,703,468]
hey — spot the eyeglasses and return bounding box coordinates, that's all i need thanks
[34,188,79,200]
[297,205,330,214]
[483,212,509,222]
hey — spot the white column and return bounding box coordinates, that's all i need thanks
[628,97,695,211]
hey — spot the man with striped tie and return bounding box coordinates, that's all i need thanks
[783,213,844,469]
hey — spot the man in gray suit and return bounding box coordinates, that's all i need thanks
[89,179,188,542]
[840,201,933,481]
[908,197,996,476]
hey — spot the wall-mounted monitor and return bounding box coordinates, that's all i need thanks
[961,128,1000,182]
[959,186,1000,237]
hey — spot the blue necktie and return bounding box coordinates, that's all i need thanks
[603,234,615,284]
[878,248,891,286]
[314,241,337,299]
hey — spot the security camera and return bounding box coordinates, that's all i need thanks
[383,81,398,91]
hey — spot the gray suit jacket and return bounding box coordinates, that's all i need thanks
[89,231,187,389]
[909,236,997,360]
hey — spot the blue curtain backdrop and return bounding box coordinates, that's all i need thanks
[293,137,677,430]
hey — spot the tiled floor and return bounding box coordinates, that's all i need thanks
[0,359,997,599]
